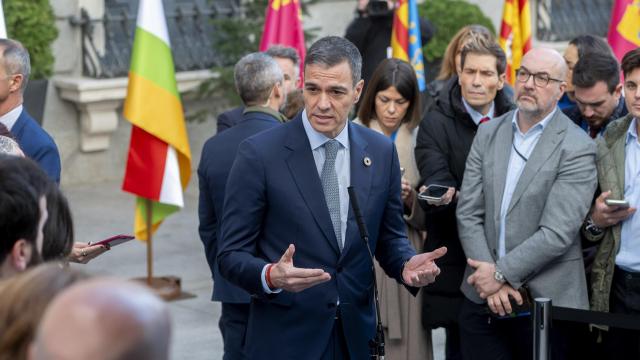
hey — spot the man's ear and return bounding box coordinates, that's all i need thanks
[497,73,506,91]
[10,239,32,272]
[354,79,365,104]
[9,74,23,94]
[613,83,623,99]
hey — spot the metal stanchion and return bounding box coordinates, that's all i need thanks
[533,298,552,360]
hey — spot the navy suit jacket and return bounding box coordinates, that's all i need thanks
[218,115,416,359]
[13,109,61,183]
[216,106,244,134]
[198,110,282,303]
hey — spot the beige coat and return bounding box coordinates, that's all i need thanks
[354,119,432,360]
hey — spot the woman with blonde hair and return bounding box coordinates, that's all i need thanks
[0,264,89,359]
[355,58,432,360]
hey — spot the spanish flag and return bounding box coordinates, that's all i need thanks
[499,0,532,84]
[259,0,306,81]
[391,0,426,91]
[122,0,191,241]
[607,0,640,63]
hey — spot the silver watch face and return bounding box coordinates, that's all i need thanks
[494,270,505,282]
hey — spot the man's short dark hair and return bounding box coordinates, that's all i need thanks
[569,35,613,58]
[265,45,300,67]
[305,36,362,87]
[0,155,50,264]
[460,39,507,75]
[572,52,620,93]
[621,48,640,79]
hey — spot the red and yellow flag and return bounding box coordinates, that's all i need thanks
[122,0,191,240]
[259,0,306,81]
[499,0,532,84]
[391,0,426,90]
[607,0,640,63]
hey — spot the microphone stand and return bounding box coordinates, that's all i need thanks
[348,186,385,360]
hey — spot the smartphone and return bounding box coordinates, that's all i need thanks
[92,234,135,247]
[605,199,630,208]
[417,184,450,202]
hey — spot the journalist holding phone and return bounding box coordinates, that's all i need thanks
[414,38,514,358]
[583,48,640,359]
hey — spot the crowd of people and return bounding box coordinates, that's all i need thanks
[0,39,172,359]
[2,3,640,360]
[198,16,640,360]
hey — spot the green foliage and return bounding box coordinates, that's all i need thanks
[418,0,494,62]
[4,0,58,79]
[195,0,319,112]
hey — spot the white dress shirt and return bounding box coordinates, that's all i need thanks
[0,104,23,131]
[262,110,351,293]
[615,118,640,272]
[498,108,556,258]
[462,98,495,125]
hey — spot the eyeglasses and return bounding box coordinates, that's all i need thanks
[515,68,564,87]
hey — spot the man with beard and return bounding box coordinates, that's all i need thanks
[0,155,50,278]
[216,46,301,132]
[565,51,627,138]
[456,48,597,359]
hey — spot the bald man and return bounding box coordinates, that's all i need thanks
[456,48,597,359]
[31,279,171,360]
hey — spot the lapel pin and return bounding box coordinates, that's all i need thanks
[363,156,372,167]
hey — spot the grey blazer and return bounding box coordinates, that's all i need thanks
[456,109,597,309]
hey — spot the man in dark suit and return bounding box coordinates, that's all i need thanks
[0,39,60,183]
[216,45,301,133]
[218,36,447,359]
[198,52,287,359]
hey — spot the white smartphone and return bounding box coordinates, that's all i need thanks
[605,199,630,208]
[417,184,450,202]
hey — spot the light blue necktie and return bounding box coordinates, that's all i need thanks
[321,139,342,251]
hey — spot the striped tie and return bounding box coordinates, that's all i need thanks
[321,140,342,251]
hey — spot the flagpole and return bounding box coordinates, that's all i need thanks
[146,198,153,285]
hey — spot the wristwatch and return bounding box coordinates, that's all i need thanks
[494,267,506,283]
[585,216,604,237]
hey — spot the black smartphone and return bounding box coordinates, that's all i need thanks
[417,184,449,202]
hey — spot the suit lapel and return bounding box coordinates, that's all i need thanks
[493,114,514,220]
[507,110,566,214]
[341,123,371,258]
[284,117,340,255]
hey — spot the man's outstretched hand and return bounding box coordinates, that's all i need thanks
[269,244,331,292]
[402,247,447,287]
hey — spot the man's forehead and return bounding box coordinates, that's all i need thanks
[304,62,354,86]
[464,53,498,70]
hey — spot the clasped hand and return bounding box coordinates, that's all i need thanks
[467,258,502,299]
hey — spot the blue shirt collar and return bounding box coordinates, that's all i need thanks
[626,117,639,145]
[462,97,495,125]
[302,110,350,150]
[512,107,557,135]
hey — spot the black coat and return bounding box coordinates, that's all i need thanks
[415,76,515,328]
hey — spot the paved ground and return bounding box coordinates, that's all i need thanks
[65,179,445,360]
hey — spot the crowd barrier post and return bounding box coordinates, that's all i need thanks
[533,297,552,360]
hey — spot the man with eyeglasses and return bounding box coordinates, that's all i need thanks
[456,48,597,359]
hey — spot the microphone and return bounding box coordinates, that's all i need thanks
[348,186,384,359]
